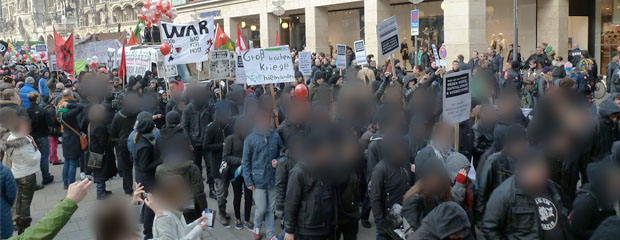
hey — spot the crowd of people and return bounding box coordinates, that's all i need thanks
[0,41,619,240]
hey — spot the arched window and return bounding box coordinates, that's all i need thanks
[123,5,134,22]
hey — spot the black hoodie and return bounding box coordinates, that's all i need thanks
[407,202,474,240]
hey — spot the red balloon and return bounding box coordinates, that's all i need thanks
[146,21,152,27]
[144,1,152,8]
[294,84,308,100]
[156,3,163,11]
[15,53,19,57]
[39,52,45,58]
[42,59,47,64]
[160,43,171,55]
[154,11,161,18]
[31,56,36,62]
[91,62,97,68]
[138,14,146,21]
[22,55,28,60]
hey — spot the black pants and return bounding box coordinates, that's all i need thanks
[296,233,335,240]
[361,195,372,221]
[192,145,213,185]
[232,175,252,221]
[337,220,359,240]
[142,203,155,239]
[116,144,133,194]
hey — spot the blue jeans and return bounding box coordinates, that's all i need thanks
[253,187,276,238]
[96,182,107,198]
[62,158,78,187]
[35,137,52,182]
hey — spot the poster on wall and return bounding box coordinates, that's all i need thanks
[298,51,312,75]
[354,40,367,65]
[159,17,215,65]
[377,16,400,57]
[442,70,471,124]
[209,50,231,79]
[336,44,347,69]
[241,46,295,86]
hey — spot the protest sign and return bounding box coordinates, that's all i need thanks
[159,17,215,65]
[209,50,231,79]
[432,44,440,65]
[442,70,471,124]
[377,16,400,57]
[241,46,295,86]
[298,51,312,75]
[229,52,236,78]
[354,40,367,65]
[74,39,121,63]
[235,54,246,84]
[124,48,152,78]
[336,44,347,69]
[50,55,58,71]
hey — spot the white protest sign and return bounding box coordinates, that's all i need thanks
[155,53,178,77]
[125,48,152,78]
[241,46,295,86]
[442,70,471,124]
[209,50,231,79]
[235,54,246,84]
[229,52,236,78]
[432,44,440,65]
[377,16,401,57]
[159,17,214,65]
[336,44,346,69]
[74,39,121,63]
[354,40,367,65]
[298,51,312,76]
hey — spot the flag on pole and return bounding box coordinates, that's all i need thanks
[235,23,247,54]
[214,24,235,51]
[275,30,280,46]
[54,29,75,75]
[128,19,144,46]
[118,42,127,85]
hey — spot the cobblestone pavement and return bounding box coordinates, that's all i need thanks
[26,148,376,240]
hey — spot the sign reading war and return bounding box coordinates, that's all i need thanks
[241,46,295,86]
[159,16,215,65]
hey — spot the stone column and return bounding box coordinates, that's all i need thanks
[259,11,279,48]
[537,0,568,58]
[443,0,486,61]
[364,0,390,64]
[305,6,329,54]
[224,17,238,41]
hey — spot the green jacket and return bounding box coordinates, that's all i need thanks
[9,198,78,240]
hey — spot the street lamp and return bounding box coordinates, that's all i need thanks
[272,0,285,46]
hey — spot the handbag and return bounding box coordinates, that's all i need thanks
[62,121,88,150]
[86,124,103,169]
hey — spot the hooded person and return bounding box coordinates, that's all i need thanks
[308,71,325,101]
[406,202,474,240]
[110,94,141,195]
[587,94,620,165]
[132,111,160,239]
[569,160,620,239]
[207,102,234,227]
[445,152,476,237]
[225,84,246,117]
[181,85,215,184]
[590,216,620,240]
[155,111,208,222]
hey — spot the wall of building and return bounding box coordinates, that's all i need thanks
[568,16,588,51]
[327,10,361,54]
[486,0,536,58]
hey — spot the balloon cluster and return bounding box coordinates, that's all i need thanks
[137,0,177,28]
[86,56,99,68]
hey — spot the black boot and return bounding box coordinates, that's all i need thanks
[219,210,230,228]
[209,183,216,199]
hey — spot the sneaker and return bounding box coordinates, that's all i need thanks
[245,221,254,232]
[252,227,260,240]
[235,219,243,229]
[219,212,230,228]
[361,219,371,228]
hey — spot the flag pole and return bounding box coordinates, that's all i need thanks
[270,83,279,128]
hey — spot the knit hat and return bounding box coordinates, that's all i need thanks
[136,112,155,134]
[445,152,470,181]
[542,66,553,74]
[214,101,231,116]
[313,71,325,80]
[165,111,181,127]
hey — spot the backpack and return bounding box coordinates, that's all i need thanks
[44,104,62,137]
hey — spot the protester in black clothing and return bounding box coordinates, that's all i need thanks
[483,150,571,240]
[503,60,523,91]
[87,104,117,200]
[406,202,474,240]
[472,104,496,167]
[25,92,54,186]
[206,102,234,227]
[110,94,140,195]
[526,46,552,67]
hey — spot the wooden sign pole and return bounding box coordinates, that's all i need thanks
[269,83,279,128]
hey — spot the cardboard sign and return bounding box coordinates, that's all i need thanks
[235,54,246,84]
[377,16,401,57]
[442,70,472,124]
[124,48,152,78]
[209,50,231,79]
[298,51,312,76]
[336,44,347,69]
[241,46,295,86]
[411,10,419,36]
[159,17,215,65]
[354,40,367,65]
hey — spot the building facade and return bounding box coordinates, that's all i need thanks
[0,0,612,72]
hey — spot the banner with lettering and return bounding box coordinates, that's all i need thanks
[159,17,214,65]
[241,46,295,85]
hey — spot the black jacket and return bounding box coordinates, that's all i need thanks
[588,97,620,165]
[482,176,571,240]
[181,102,213,146]
[369,159,413,222]
[26,103,51,139]
[275,150,295,209]
[156,126,193,162]
[203,121,232,179]
[134,133,161,190]
[221,134,244,181]
[276,120,308,148]
[475,151,514,222]
[284,162,337,237]
[527,53,551,67]
[503,68,523,91]
[365,132,383,183]
[406,202,475,240]
[89,123,117,182]
[60,102,84,159]
[110,108,139,148]
[472,122,494,166]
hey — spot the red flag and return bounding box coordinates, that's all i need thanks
[235,23,247,54]
[118,42,127,85]
[275,30,280,46]
[54,29,74,75]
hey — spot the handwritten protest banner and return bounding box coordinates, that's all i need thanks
[159,17,214,65]
[298,51,312,75]
[241,46,295,86]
